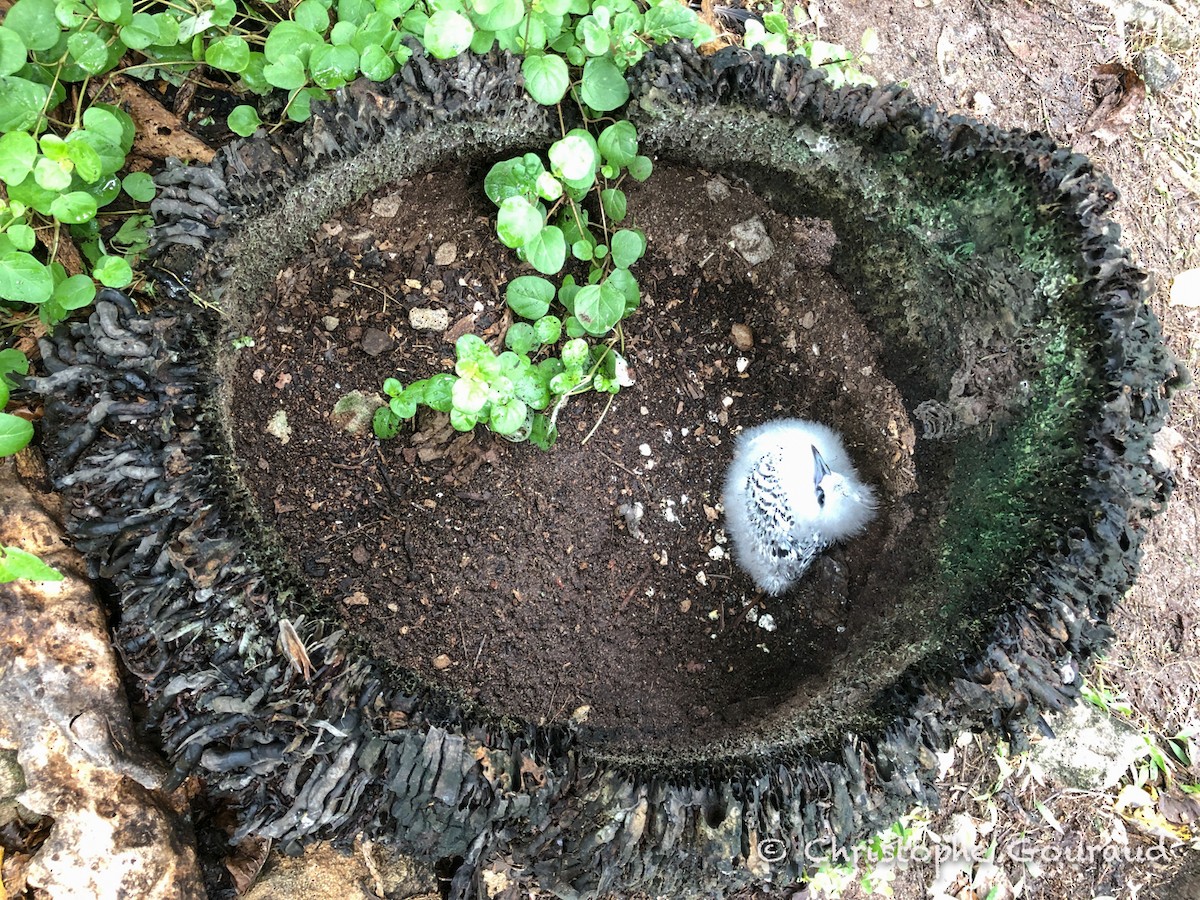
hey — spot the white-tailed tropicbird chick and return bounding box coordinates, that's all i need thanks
[722,418,877,596]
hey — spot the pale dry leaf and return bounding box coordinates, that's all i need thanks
[1169,268,1200,307]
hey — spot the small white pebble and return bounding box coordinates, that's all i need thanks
[640,405,650,415]
[644,459,655,470]
[757,614,777,632]
[714,529,728,545]
[707,610,719,620]
[681,427,690,437]
[708,546,726,560]
[836,625,845,633]
[695,571,708,586]
[812,344,820,356]
[757,643,770,654]
[658,550,669,566]
[736,357,749,373]
[722,396,733,408]
[473,301,484,312]
[746,607,759,623]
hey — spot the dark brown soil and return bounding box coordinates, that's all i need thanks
[227,164,923,750]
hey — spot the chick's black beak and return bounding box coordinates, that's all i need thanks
[812,445,831,484]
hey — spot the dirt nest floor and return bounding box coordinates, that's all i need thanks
[229,164,921,751]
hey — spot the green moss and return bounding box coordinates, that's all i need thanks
[934,319,1096,623]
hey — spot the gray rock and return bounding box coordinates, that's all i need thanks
[1031,700,1148,790]
[408,307,450,331]
[730,216,775,267]
[1135,47,1183,92]
[361,327,395,356]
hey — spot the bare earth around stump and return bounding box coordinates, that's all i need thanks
[229,164,927,750]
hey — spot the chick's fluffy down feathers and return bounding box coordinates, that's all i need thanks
[722,419,877,595]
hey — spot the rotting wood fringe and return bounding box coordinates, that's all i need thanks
[31,43,1183,900]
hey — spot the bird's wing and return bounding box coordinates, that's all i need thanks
[742,451,801,559]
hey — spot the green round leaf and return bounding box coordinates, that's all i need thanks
[600,188,627,223]
[610,228,644,269]
[505,322,537,354]
[449,408,478,432]
[97,0,132,24]
[574,279,624,335]
[239,51,269,92]
[535,171,562,201]
[205,34,251,72]
[644,0,699,41]
[576,16,607,56]
[496,196,543,248]
[0,415,34,458]
[470,0,524,32]
[82,106,133,152]
[598,119,638,167]
[227,105,263,137]
[68,130,123,177]
[287,87,326,123]
[424,10,474,59]
[627,154,653,182]
[0,75,49,132]
[484,156,543,205]
[548,133,597,182]
[423,373,455,413]
[373,406,401,439]
[389,389,418,419]
[67,30,111,75]
[34,157,72,192]
[6,172,57,216]
[121,171,155,202]
[0,26,27,76]
[293,0,330,33]
[524,225,566,275]
[309,42,359,88]
[330,20,357,45]
[0,132,38,186]
[150,11,179,46]
[607,266,640,311]
[0,251,53,303]
[83,173,121,208]
[521,52,569,105]
[358,44,395,80]
[452,377,489,415]
[93,254,133,288]
[6,224,36,252]
[489,397,528,435]
[4,0,60,52]
[66,139,103,183]
[506,275,555,319]
[0,545,63,580]
[118,12,158,49]
[580,57,629,112]
[263,54,308,91]
[264,21,324,63]
[50,190,98,224]
[560,337,588,369]
[533,314,561,344]
[52,273,96,310]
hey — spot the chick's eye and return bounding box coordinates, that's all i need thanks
[815,486,826,508]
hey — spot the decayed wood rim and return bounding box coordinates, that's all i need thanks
[34,44,1180,899]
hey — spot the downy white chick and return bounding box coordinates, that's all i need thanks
[722,419,877,596]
